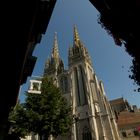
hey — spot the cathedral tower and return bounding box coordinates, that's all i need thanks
[68,26,120,140]
[43,26,120,140]
[44,32,64,85]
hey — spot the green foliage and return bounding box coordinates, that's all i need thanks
[8,104,29,137]
[9,77,72,138]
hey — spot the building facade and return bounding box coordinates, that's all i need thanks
[42,26,120,140]
[110,98,140,140]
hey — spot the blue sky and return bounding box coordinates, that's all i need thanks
[19,0,140,107]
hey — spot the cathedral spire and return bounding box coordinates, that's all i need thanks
[73,25,81,47]
[52,32,59,59]
[44,32,64,77]
[68,26,92,66]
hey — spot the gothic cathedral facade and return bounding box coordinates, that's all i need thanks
[43,26,120,140]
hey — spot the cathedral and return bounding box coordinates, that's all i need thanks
[28,26,120,140]
[42,26,120,140]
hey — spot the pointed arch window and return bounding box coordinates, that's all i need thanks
[60,76,68,94]
[79,65,87,105]
[74,67,81,106]
[82,126,92,140]
[63,76,68,93]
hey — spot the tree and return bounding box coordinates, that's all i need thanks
[9,77,72,139]
[8,103,29,138]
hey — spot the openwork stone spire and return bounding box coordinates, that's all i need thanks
[73,25,81,47]
[51,32,59,59]
[44,32,64,77]
[68,25,92,66]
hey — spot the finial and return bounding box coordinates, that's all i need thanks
[54,32,58,47]
[54,32,57,40]
[73,25,80,47]
[52,32,59,58]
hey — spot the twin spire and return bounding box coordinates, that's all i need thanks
[51,25,81,59]
[45,25,91,73]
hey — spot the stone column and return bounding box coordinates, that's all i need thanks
[85,64,99,140]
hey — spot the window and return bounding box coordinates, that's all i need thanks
[60,76,68,93]
[79,65,87,105]
[64,76,68,92]
[33,82,39,91]
[133,130,139,136]
[122,131,127,137]
[74,67,81,106]
[82,126,92,140]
